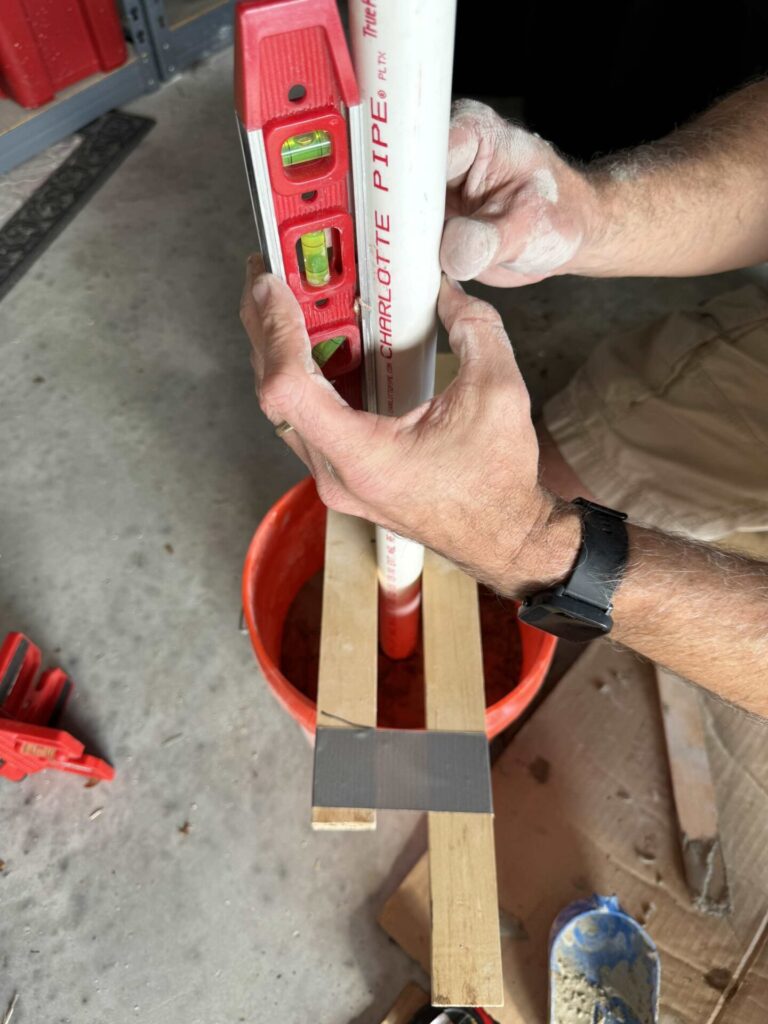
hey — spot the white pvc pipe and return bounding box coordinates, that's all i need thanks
[350,0,456,657]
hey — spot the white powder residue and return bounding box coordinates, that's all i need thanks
[500,124,540,167]
[444,217,500,278]
[609,161,642,182]
[446,135,478,181]
[478,196,507,217]
[533,166,559,203]
[450,98,541,173]
[445,99,575,278]
[502,221,581,276]
[450,98,504,133]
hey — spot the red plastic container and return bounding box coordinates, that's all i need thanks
[0,0,127,110]
[242,477,557,740]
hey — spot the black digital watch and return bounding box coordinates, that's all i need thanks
[518,498,629,642]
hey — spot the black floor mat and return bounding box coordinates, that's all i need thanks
[0,110,154,301]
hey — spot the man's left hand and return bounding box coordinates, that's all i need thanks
[240,255,580,596]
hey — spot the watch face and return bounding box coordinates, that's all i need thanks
[518,601,610,643]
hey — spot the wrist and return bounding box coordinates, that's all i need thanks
[559,171,621,278]
[507,494,582,598]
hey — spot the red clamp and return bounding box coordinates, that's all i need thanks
[0,632,114,783]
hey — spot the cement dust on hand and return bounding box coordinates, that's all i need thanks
[502,218,581,278]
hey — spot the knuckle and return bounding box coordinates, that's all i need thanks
[315,476,346,511]
[239,303,254,329]
[264,311,308,352]
[258,305,284,337]
[450,97,496,126]
[259,371,297,417]
[456,296,504,330]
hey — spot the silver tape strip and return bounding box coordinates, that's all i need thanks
[313,728,493,813]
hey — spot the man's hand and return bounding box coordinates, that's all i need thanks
[240,255,581,596]
[241,258,768,713]
[446,84,768,283]
[441,99,601,286]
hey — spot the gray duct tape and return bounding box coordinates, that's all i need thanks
[313,727,493,813]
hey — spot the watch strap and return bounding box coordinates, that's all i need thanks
[562,498,629,613]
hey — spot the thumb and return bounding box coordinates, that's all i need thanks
[251,272,316,382]
[252,274,380,462]
[440,213,503,281]
[441,184,578,284]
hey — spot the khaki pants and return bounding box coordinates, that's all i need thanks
[544,285,768,542]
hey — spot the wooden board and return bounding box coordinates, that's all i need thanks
[165,0,227,30]
[422,549,503,1007]
[657,666,729,912]
[379,642,768,1023]
[311,509,378,830]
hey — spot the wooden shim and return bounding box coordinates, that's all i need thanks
[657,666,730,913]
[312,804,377,830]
[312,355,456,830]
[312,509,378,830]
[422,549,503,1007]
[376,982,430,1024]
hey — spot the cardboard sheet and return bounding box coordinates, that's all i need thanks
[378,642,768,1023]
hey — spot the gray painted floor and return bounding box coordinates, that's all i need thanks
[0,51,758,1024]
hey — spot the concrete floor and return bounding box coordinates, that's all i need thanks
[0,50,760,1024]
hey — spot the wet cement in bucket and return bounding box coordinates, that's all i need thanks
[280,571,523,729]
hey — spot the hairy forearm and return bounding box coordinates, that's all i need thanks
[515,515,768,715]
[575,79,768,278]
[611,526,768,715]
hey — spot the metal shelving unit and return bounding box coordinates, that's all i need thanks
[0,0,238,176]
[0,2,158,176]
[143,0,236,80]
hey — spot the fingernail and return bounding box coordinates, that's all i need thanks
[445,218,499,279]
[251,274,271,307]
[446,136,476,180]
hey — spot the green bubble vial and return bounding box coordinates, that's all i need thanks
[300,229,331,287]
[281,130,332,168]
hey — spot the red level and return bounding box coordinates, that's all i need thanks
[235,0,368,409]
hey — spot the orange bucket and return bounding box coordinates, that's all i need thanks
[242,477,557,739]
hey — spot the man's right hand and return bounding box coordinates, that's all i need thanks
[440,99,602,286]
[445,83,768,283]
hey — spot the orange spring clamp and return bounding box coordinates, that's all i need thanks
[0,632,114,783]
